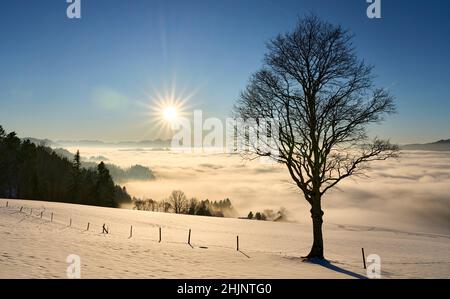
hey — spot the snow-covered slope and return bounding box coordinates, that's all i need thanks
[0,199,449,279]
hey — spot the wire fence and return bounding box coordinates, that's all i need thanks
[3,200,446,277]
[1,201,315,259]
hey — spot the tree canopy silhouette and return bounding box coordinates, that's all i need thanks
[233,15,399,259]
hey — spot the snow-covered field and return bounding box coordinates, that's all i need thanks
[1,198,449,279]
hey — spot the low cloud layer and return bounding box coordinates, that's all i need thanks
[67,147,450,235]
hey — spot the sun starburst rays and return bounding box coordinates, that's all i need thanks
[136,82,196,140]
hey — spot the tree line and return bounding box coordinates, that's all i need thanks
[247,209,286,221]
[52,147,155,183]
[0,125,131,208]
[133,190,236,218]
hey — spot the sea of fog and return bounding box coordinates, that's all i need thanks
[65,147,450,235]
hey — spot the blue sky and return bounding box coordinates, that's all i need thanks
[0,0,449,143]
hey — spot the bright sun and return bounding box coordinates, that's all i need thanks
[140,83,196,137]
[163,106,178,122]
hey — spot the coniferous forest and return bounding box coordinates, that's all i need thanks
[0,125,131,208]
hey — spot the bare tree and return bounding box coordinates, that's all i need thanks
[233,15,398,259]
[168,190,188,214]
[159,200,172,213]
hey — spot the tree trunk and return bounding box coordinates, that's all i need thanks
[305,197,324,259]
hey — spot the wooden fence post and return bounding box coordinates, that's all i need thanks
[6,201,8,208]
[51,212,53,222]
[362,248,367,269]
[69,218,72,227]
[159,227,162,243]
[102,223,109,234]
[30,208,33,216]
[40,211,43,219]
[19,207,23,212]
[129,225,133,238]
[188,229,191,245]
[237,235,239,251]
[86,222,90,231]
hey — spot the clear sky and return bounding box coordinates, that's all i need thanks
[0,0,449,143]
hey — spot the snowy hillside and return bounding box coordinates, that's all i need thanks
[0,198,449,279]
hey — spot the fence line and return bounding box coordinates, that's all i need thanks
[2,200,448,275]
[0,202,340,259]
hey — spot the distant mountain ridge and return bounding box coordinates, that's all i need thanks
[401,139,450,151]
[22,138,172,148]
[52,148,155,183]
[25,137,450,151]
[21,137,59,147]
[57,139,171,148]
[433,139,450,144]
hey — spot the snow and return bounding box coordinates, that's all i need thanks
[1,198,449,279]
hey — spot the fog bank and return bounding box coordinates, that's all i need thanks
[66,147,450,235]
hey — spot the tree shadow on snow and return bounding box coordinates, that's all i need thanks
[304,258,367,279]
